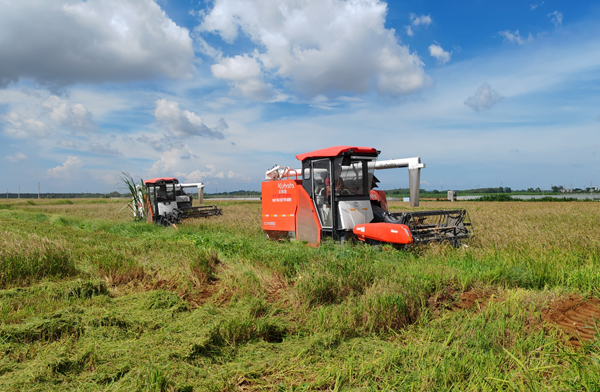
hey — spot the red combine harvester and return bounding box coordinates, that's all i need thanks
[138,177,221,226]
[261,146,472,247]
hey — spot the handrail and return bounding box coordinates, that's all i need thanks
[286,169,299,180]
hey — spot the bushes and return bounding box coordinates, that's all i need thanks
[478,194,514,202]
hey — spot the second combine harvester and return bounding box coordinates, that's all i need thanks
[262,146,472,247]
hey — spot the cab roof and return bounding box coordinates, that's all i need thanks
[144,177,178,185]
[295,146,378,161]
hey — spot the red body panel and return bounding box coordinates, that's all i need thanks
[369,190,388,211]
[353,223,414,244]
[261,179,321,245]
[295,146,377,161]
[261,179,299,232]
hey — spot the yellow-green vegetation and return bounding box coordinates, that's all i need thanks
[1,198,599,391]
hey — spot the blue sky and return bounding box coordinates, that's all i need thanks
[1,0,599,193]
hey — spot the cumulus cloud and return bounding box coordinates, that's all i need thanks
[0,0,193,89]
[5,153,28,162]
[154,99,226,139]
[149,148,188,174]
[3,111,50,138]
[47,156,83,178]
[548,11,563,27]
[464,82,504,111]
[43,96,95,132]
[185,165,249,182]
[198,0,428,98]
[405,13,431,37]
[499,30,533,45]
[211,54,273,99]
[410,13,432,27]
[428,43,451,65]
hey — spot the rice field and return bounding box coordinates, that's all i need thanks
[1,198,599,391]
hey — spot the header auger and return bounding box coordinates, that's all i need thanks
[261,146,472,247]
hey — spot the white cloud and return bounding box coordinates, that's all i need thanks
[212,54,262,81]
[405,13,431,37]
[185,165,219,182]
[184,165,249,182]
[530,1,545,10]
[3,111,50,138]
[149,148,189,174]
[0,0,193,89]
[410,13,432,27]
[47,156,83,178]
[499,30,533,45]
[43,96,95,132]
[5,153,28,162]
[428,43,451,65]
[211,54,273,99]
[198,0,428,97]
[548,11,563,28]
[154,99,226,139]
[464,82,504,111]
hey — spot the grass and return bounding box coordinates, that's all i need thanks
[0,232,77,288]
[0,198,599,390]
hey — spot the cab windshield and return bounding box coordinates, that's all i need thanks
[148,182,176,202]
[332,157,374,197]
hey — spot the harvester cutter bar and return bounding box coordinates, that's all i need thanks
[385,209,473,244]
[180,205,222,218]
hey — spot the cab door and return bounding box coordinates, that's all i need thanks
[311,159,333,228]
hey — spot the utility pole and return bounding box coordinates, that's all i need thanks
[38,182,40,199]
[6,189,8,199]
[18,186,20,199]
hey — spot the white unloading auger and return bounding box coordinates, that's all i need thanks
[371,157,425,207]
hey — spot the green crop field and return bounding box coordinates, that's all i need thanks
[1,198,600,391]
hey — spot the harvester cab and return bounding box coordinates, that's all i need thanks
[261,146,472,247]
[138,177,222,226]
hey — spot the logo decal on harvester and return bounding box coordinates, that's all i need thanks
[278,182,295,190]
